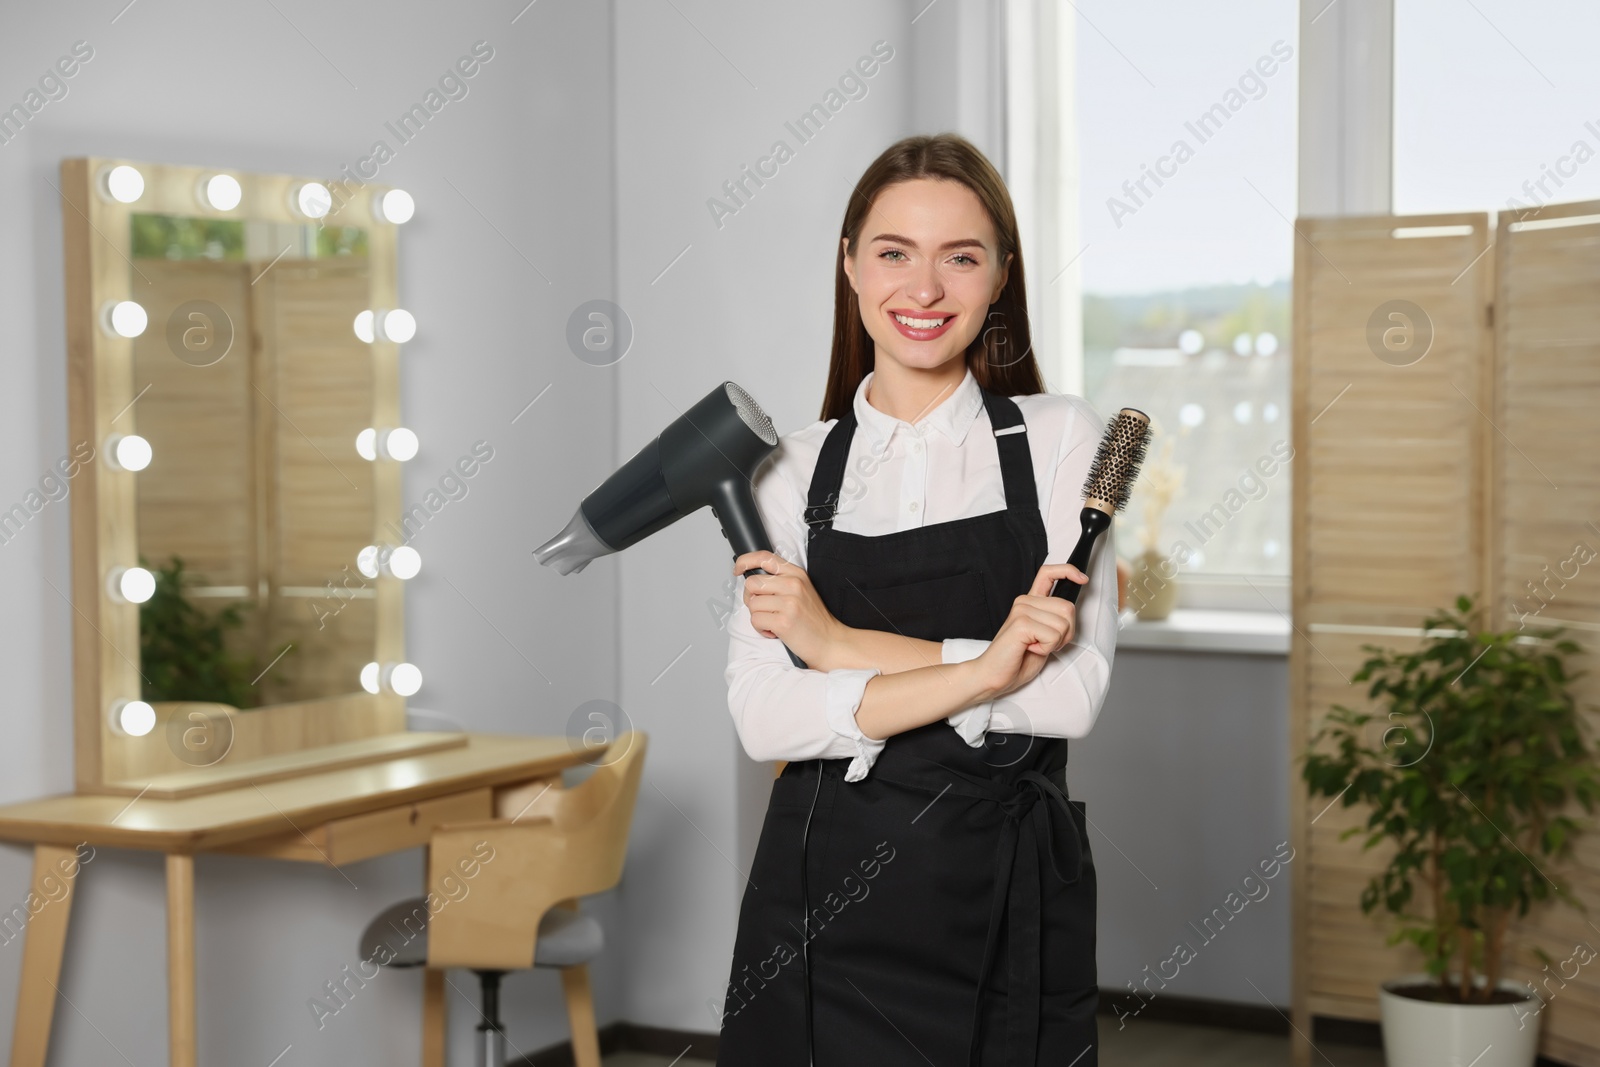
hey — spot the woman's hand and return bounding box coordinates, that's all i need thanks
[970,563,1086,700]
[734,551,845,667]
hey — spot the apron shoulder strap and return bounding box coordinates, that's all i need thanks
[981,389,1039,516]
[804,408,856,537]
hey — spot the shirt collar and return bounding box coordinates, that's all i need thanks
[851,365,986,450]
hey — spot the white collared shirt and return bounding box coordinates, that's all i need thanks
[724,366,1120,782]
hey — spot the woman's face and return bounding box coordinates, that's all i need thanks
[842,177,1011,375]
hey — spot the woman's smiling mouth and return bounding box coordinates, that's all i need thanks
[889,309,957,340]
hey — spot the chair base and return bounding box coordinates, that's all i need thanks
[476,1022,507,1067]
[475,969,507,1067]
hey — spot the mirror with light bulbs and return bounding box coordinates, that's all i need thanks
[61,157,454,796]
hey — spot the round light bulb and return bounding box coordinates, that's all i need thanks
[108,565,156,604]
[388,662,423,697]
[296,182,332,219]
[353,309,376,343]
[106,433,153,472]
[204,173,242,211]
[381,428,419,462]
[104,165,145,204]
[387,546,421,580]
[112,699,156,737]
[360,661,381,695]
[104,300,149,339]
[355,427,378,461]
[379,308,416,344]
[378,189,415,224]
[356,545,381,580]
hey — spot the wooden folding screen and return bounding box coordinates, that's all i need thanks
[1290,203,1600,1066]
[1488,200,1600,1065]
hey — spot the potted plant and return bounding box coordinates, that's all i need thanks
[1301,594,1600,1067]
[139,553,265,709]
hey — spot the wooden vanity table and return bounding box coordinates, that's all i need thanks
[3,158,588,1066]
[0,734,605,1067]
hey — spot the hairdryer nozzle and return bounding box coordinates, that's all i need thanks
[533,506,613,575]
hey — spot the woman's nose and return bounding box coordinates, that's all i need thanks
[905,262,943,304]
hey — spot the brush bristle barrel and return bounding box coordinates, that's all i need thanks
[1081,408,1153,514]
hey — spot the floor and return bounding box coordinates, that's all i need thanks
[600,1019,1388,1066]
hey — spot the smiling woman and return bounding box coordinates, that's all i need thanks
[717,134,1112,1067]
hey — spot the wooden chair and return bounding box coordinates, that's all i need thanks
[360,731,648,1066]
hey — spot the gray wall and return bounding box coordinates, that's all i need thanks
[1078,649,1293,1023]
[611,0,914,1032]
[0,1,618,1063]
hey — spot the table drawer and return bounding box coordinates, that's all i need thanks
[226,787,493,865]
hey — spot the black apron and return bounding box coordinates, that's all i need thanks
[717,386,1099,1067]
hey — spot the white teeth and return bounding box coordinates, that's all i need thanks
[894,313,950,329]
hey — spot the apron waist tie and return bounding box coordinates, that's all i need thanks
[867,760,1083,1067]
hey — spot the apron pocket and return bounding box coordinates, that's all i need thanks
[840,569,988,641]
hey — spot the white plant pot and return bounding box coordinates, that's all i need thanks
[1379,972,1541,1067]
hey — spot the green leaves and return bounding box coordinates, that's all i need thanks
[138,554,266,709]
[1300,593,1600,1003]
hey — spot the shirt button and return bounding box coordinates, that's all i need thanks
[911,442,923,454]
[909,501,919,512]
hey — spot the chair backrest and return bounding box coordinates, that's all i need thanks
[425,732,648,970]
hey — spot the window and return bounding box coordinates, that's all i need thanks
[1069,0,1297,608]
[1394,0,1600,215]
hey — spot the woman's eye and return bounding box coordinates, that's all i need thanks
[879,249,908,261]
[951,253,978,266]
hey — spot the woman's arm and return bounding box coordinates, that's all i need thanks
[814,627,943,673]
[851,658,993,741]
[724,452,943,782]
[808,561,1086,675]
[725,426,1061,777]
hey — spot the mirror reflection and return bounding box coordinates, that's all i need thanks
[129,213,376,708]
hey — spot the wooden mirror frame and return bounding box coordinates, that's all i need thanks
[60,156,460,798]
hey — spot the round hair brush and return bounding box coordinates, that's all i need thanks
[1049,407,1153,603]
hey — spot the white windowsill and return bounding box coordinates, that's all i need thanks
[1114,608,1290,656]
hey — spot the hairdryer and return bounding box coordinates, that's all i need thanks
[533,381,783,578]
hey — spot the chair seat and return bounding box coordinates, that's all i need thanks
[360,896,604,970]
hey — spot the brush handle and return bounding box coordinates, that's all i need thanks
[1049,507,1112,604]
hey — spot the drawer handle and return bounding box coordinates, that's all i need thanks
[409,807,420,825]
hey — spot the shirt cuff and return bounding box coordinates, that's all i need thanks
[941,639,994,746]
[825,668,885,782]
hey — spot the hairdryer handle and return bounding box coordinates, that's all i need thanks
[710,478,780,577]
[711,480,808,667]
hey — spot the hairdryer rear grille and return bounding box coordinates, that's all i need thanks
[724,382,778,446]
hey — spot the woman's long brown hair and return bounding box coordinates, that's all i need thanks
[820,133,1045,422]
